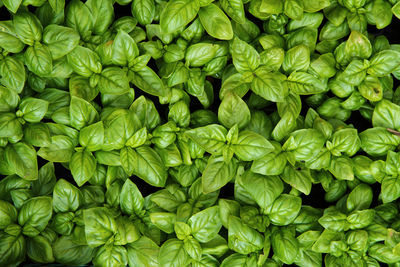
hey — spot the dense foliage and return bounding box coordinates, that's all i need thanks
[2,0,400,266]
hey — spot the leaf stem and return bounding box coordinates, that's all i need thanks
[387,128,400,137]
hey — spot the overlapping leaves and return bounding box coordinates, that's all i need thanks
[1,0,400,266]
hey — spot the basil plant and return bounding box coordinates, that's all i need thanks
[2,0,400,266]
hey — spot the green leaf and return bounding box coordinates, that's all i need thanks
[168,101,190,128]
[202,155,237,194]
[282,129,325,162]
[326,128,361,157]
[0,56,26,93]
[185,42,220,67]
[0,21,25,53]
[0,232,26,266]
[283,45,310,74]
[129,66,168,97]
[129,146,167,187]
[393,1,400,19]
[386,153,400,177]
[185,124,227,155]
[287,72,326,95]
[277,92,302,117]
[339,59,369,86]
[53,235,95,265]
[189,206,222,243]
[252,67,288,102]
[120,146,135,176]
[18,196,52,237]
[231,130,274,161]
[251,142,287,175]
[329,156,354,181]
[112,30,139,66]
[260,47,285,71]
[370,0,393,30]
[381,176,400,203]
[102,109,140,150]
[346,230,368,252]
[3,0,22,13]
[127,236,160,267]
[368,49,400,77]
[220,0,246,24]
[271,228,299,264]
[358,75,383,102]
[281,165,312,195]
[95,150,122,166]
[260,0,283,13]
[42,24,80,60]
[227,216,264,254]
[120,178,144,215]
[24,123,52,148]
[158,239,190,267]
[65,0,94,40]
[368,243,400,264]
[67,46,102,77]
[5,142,38,181]
[79,121,104,151]
[49,0,65,14]
[27,235,55,263]
[311,229,343,253]
[267,194,302,225]
[83,207,117,247]
[70,96,98,130]
[0,86,19,112]
[0,200,17,229]
[97,67,130,95]
[132,0,155,25]
[150,212,176,234]
[19,97,49,123]
[13,11,43,45]
[85,0,114,35]
[284,0,303,20]
[53,178,82,212]
[37,135,75,163]
[70,150,96,187]
[232,37,260,72]
[318,208,348,232]
[24,43,53,76]
[240,171,283,209]
[344,31,372,59]
[126,127,147,148]
[372,99,400,131]
[93,245,128,267]
[220,254,248,267]
[310,53,336,78]
[160,0,200,34]
[218,93,251,129]
[346,183,373,212]
[175,222,191,240]
[360,127,400,156]
[220,73,250,99]
[0,113,22,139]
[183,237,202,261]
[198,4,233,40]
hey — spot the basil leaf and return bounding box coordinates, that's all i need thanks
[198,4,233,40]
[160,0,200,34]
